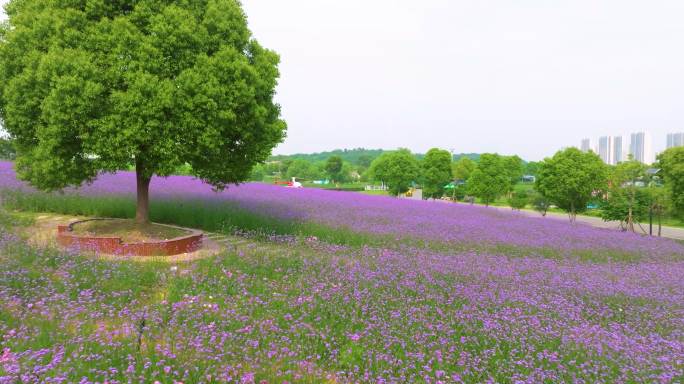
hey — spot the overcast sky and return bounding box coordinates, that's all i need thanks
[3,1,684,160]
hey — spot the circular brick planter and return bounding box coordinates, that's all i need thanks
[56,219,204,257]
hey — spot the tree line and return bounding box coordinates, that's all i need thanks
[371,146,684,233]
[265,146,683,234]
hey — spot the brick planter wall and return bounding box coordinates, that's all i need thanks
[57,219,204,257]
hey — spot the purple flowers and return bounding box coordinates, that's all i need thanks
[1,161,683,382]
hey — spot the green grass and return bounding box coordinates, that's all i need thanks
[358,189,389,196]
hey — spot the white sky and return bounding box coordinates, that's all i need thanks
[3,1,684,160]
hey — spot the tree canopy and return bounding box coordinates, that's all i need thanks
[502,155,524,191]
[421,148,452,199]
[0,0,286,222]
[466,153,509,206]
[658,147,684,219]
[535,148,608,222]
[369,149,420,197]
[286,159,324,181]
[452,157,476,181]
[324,156,344,183]
[605,158,648,231]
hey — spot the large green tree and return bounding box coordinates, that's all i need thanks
[604,158,647,232]
[658,147,684,219]
[524,161,541,177]
[535,148,608,222]
[452,157,476,181]
[324,156,344,183]
[502,155,524,192]
[421,148,452,199]
[369,149,420,197]
[466,153,509,206]
[0,0,286,223]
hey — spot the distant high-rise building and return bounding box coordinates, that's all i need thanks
[629,132,654,164]
[597,136,614,164]
[667,132,684,149]
[612,136,627,164]
[580,138,593,153]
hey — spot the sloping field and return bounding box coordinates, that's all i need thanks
[1,161,683,383]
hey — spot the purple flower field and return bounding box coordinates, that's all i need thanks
[1,161,682,259]
[1,161,683,383]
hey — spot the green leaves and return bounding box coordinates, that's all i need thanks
[658,147,684,219]
[466,154,509,206]
[0,0,286,193]
[535,148,608,219]
[452,157,475,181]
[369,149,420,197]
[421,148,452,200]
[324,156,344,183]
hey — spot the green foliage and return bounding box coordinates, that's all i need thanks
[502,155,524,190]
[341,162,356,182]
[611,159,647,186]
[286,159,324,181]
[535,148,608,220]
[600,188,650,224]
[466,154,510,206]
[658,147,684,219]
[0,136,16,160]
[524,161,541,177]
[249,163,267,182]
[421,148,452,199]
[452,153,481,162]
[508,190,529,210]
[452,157,476,181]
[270,148,385,166]
[369,149,420,197]
[530,191,551,216]
[0,0,286,192]
[604,159,648,229]
[324,156,344,183]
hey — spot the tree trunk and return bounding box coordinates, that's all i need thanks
[135,162,151,224]
[569,202,576,224]
[627,187,636,232]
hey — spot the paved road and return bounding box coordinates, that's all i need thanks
[483,204,684,241]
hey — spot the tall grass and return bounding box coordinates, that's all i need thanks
[0,190,378,247]
[2,190,662,263]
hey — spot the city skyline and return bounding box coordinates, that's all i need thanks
[667,132,684,149]
[577,131,684,164]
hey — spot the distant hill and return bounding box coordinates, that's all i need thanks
[270,148,385,166]
[452,153,481,162]
[270,149,483,165]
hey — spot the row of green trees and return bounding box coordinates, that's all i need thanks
[250,155,363,184]
[460,147,684,229]
[365,149,527,200]
[359,145,684,231]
